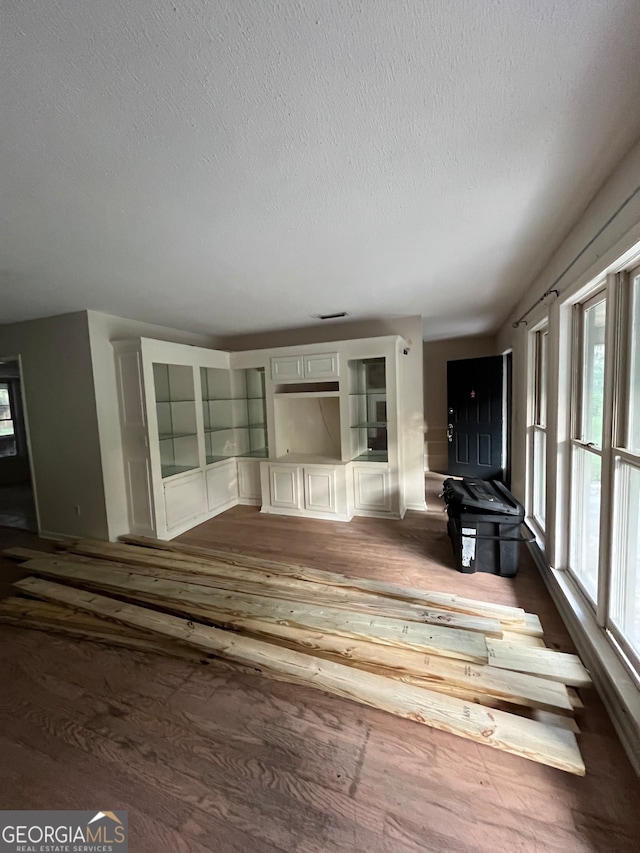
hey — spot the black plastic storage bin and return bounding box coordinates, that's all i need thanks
[442,478,526,577]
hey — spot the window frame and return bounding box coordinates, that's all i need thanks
[566,286,609,610]
[605,264,640,672]
[527,323,549,539]
[0,381,17,457]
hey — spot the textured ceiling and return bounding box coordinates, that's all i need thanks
[2,0,640,340]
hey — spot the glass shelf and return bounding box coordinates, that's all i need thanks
[205,448,269,465]
[350,422,388,429]
[154,363,199,478]
[201,366,268,462]
[160,463,198,478]
[205,454,231,464]
[239,448,269,458]
[203,396,267,402]
[353,450,388,462]
[204,423,267,433]
[159,431,198,441]
[349,357,388,461]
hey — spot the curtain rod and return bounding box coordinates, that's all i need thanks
[512,183,640,328]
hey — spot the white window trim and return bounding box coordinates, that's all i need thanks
[523,230,640,776]
[526,322,549,544]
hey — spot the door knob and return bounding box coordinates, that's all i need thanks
[447,423,453,443]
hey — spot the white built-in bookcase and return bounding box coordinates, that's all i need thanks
[113,334,407,538]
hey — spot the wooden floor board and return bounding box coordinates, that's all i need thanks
[1,474,639,851]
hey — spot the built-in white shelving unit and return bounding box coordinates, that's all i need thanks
[154,363,199,478]
[201,366,268,464]
[349,356,388,462]
[113,334,408,538]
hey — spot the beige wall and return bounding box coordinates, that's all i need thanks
[220,315,426,510]
[87,310,218,539]
[497,136,640,505]
[423,334,498,473]
[1,309,425,541]
[0,312,107,538]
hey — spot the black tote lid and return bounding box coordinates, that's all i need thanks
[442,478,524,517]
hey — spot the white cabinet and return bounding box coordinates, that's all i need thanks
[267,464,302,509]
[114,334,409,538]
[352,464,393,515]
[261,461,349,520]
[263,336,406,521]
[304,466,336,512]
[114,338,262,539]
[237,457,262,504]
[115,348,155,534]
[271,351,339,382]
[164,470,207,532]
[206,459,238,513]
[270,355,304,382]
[303,352,339,380]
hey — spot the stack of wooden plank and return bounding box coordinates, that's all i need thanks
[0,535,591,775]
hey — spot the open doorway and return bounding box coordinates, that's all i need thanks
[0,357,38,531]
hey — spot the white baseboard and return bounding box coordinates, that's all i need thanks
[37,529,73,542]
[529,542,640,777]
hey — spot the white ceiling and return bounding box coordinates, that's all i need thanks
[3,1,640,341]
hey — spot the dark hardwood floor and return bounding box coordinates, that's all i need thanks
[0,475,638,852]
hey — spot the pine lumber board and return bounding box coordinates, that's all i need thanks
[18,557,490,663]
[0,615,191,658]
[0,598,259,678]
[0,596,193,650]
[101,589,574,714]
[74,538,533,629]
[568,688,585,710]
[106,538,531,627]
[5,571,572,714]
[501,631,546,648]
[4,548,504,637]
[244,622,573,713]
[15,576,586,775]
[522,613,544,636]
[0,611,197,660]
[0,594,569,717]
[531,710,580,734]
[494,613,544,639]
[486,639,592,688]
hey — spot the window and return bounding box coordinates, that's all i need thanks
[568,292,606,604]
[530,326,548,531]
[561,265,640,677]
[0,382,17,458]
[610,264,640,669]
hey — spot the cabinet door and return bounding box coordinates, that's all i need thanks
[237,458,262,502]
[164,470,207,530]
[125,458,155,532]
[353,466,392,512]
[269,465,302,508]
[304,466,337,513]
[303,352,339,379]
[271,355,304,382]
[205,460,238,512]
[115,348,155,533]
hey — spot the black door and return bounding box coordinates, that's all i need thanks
[447,355,504,480]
